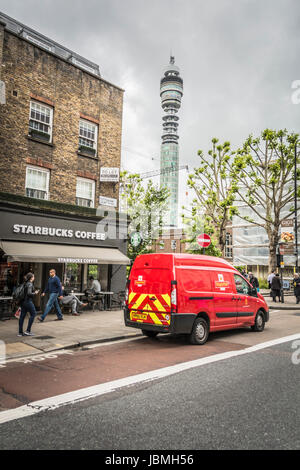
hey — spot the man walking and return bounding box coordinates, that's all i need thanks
[39,269,63,322]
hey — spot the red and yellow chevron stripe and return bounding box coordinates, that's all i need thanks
[129,292,171,326]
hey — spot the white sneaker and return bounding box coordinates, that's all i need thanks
[24,331,35,336]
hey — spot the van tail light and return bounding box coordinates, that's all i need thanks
[125,279,130,305]
[171,280,177,313]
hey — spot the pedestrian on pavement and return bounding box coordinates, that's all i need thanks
[39,269,63,322]
[271,273,281,302]
[293,273,300,304]
[60,286,88,316]
[267,270,275,289]
[249,272,260,292]
[18,272,39,337]
[241,269,248,279]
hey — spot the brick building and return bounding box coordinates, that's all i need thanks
[0,12,129,315]
[152,229,188,254]
[0,12,123,207]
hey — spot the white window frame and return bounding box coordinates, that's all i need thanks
[76,177,95,208]
[25,166,50,200]
[79,119,98,154]
[225,233,233,258]
[29,100,53,143]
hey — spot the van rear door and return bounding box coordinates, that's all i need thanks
[128,263,172,328]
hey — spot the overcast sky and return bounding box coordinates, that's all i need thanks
[1,0,300,216]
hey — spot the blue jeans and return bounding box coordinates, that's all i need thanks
[19,300,37,334]
[41,293,63,320]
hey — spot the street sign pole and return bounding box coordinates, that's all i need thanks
[278,243,285,304]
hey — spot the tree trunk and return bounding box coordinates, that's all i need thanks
[268,228,280,273]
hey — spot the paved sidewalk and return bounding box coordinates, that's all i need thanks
[0,309,141,360]
[260,290,300,310]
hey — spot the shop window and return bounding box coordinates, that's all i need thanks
[0,262,18,295]
[79,119,98,156]
[76,177,95,208]
[25,166,50,200]
[64,263,82,291]
[29,100,53,142]
[87,265,108,291]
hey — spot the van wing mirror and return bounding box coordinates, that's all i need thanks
[249,286,257,296]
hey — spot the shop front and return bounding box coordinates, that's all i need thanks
[0,203,129,316]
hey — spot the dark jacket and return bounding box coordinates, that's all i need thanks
[294,277,300,295]
[249,276,259,289]
[23,281,35,302]
[44,275,63,296]
[271,276,281,291]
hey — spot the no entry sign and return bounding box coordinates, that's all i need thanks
[197,233,211,248]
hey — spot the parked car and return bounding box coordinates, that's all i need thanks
[124,253,269,345]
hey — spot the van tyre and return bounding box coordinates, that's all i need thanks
[142,330,158,338]
[251,311,265,332]
[190,317,209,345]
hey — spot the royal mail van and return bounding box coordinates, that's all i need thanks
[124,253,269,344]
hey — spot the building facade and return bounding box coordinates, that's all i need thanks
[160,56,183,227]
[152,228,188,254]
[0,12,123,207]
[0,12,128,315]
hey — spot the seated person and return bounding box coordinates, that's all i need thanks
[60,286,88,316]
[87,276,102,299]
[89,276,101,293]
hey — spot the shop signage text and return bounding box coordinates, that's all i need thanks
[99,196,117,207]
[100,167,120,182]
[57,258,99,264]
[13,224,106,240]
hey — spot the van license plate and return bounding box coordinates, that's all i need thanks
[131,312,148,321]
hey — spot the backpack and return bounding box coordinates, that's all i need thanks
[12,283,26,305]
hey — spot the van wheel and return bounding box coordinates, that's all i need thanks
[142,330,158,338]
[190,318,209,345]
[251,311,265,332]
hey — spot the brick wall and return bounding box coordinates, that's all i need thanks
[0,30,123,208]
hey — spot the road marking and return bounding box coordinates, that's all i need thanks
[0,333,299,425]
[83,336,144,349]
[0,349,74,368]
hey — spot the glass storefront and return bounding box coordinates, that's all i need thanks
[0,261,18,295]
[64,263,82,291]
[0,205,129,317]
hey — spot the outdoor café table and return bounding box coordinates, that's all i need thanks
[99,292,114,310]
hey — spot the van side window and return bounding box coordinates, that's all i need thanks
[234,275,250,295]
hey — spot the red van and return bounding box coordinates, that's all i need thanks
[124,253,269,345]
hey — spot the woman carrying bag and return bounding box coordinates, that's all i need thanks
[18,272,39,337]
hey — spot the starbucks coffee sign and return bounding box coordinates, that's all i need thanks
[13,224,106,240]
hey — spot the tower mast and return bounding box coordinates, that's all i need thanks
[160,55,183,227]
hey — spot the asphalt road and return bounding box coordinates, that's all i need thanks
[0,338,299,450]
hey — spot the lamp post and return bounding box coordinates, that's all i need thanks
[295,142,299,273]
